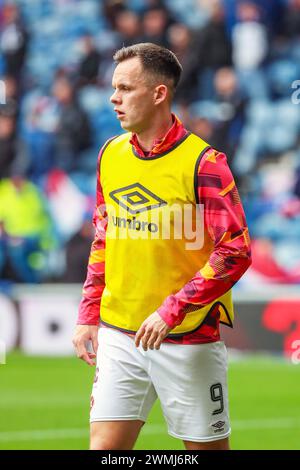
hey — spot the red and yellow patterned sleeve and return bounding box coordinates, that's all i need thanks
[77,148,107,325]
[157,148,252,329]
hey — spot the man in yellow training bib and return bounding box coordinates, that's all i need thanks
[73,43,251,450]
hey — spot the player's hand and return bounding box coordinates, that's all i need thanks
[72,325,99,366]
[135,312,171,351]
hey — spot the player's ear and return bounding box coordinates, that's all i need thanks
[154,84,168,105]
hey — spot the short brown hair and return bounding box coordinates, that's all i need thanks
[113,43,182,93]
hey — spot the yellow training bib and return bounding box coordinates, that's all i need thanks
[99,132,233,336]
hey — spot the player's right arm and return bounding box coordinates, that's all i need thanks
[73,147,107,366]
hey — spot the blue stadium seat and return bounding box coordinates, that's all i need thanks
[233,123,266,175]
[275,99,300,129]
[264,122,298,154]
[189,100,220,121]
[0,54,5,75]
[78,86,111,114]
[246,100,273,129]
[237,69,269,101]
[165,0,209,26]
[69,170,96,196]
[251,212,293,241]
[267,59,300,98]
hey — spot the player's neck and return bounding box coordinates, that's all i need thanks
[135,113,173,153]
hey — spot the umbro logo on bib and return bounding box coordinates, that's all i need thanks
[109,183,167,215]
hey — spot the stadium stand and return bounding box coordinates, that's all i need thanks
[0,0,300,285]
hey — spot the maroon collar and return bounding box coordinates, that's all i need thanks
[129,114,188,158]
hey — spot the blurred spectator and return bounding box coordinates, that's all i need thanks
[52,74,92,172]
[0,175,54,283]
[22,95,58,182]
[23,74,92,182]
[139,5,172,47]
[189,115,216,143]
[198,0,232,67]
[232,1,269,99]
[211,67,247,160]
[114,9,141,48]
[77,34,102,86]
[232,1,268,70]
[0,0,4,28]
[168,23,200,105]
[255,0,286,37]
[103,0,126,28]
[44,169,88,242]
[62,217,94,283]
[0,3,29,83]
[144,0,167,8]
[0,75,18,113]
[281,165,300,218]
[0,105,16,178]
[196,0,232,99]
[294,165,300,200]
[282,0,300,39]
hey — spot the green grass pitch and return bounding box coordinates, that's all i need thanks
[0,352,300,450]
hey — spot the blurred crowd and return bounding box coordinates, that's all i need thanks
[0,0,300,286]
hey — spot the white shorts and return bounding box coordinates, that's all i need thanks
[90,327,231,442]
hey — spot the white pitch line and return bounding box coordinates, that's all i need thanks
[0,418,300,443]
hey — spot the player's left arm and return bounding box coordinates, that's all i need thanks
[135,148,251,350]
